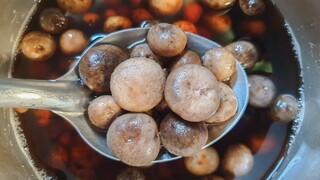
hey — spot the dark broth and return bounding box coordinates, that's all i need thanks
[12,0,302,179]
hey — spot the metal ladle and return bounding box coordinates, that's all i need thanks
[0,28,249,163]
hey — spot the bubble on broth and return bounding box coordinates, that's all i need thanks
[282,21,305,149]
[7,2,53,179]
[10,110,53,179]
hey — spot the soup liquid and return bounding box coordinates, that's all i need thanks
[12,0,302,179]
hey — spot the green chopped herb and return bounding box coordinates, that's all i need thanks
[251,60,273,73]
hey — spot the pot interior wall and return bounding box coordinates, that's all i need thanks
[0,0,47,179]
[0,0,319,179]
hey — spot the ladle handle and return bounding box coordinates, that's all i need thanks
[0,78,90,112]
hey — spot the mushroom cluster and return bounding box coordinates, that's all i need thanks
[81,23,239,166]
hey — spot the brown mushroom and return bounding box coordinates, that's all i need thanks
[239,0,266,16]
[170,50,202,72]
[87,95,123,130]
[201,0,236,10]
[160,113,208,157]
[59,29,88,55]
[202,47,236,82]
[184,147,220,176]
[107,113,160,166]
[39,8,69,35]
[110,57,166,112]
[222,144,254,177]
[20,31,56,61]
[147,23,187,58]
[225,40,259,70]
[130,43,163,66]
[103,15,132,33]
[269,94,299,123]
[165,64,220,122]
[79,44,129,93]
[149,0,183,17]
[205,82,238,124]
[57,0,93,14]
[248,74,276,108]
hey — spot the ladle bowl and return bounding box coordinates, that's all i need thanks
[0,28,249,163]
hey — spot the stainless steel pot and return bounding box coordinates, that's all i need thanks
[0,0,319,179]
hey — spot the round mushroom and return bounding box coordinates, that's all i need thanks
[59,29,88,55]
[130,43,163,66]
[269,94,299,123]
[149,0,183,17]
[202,47,236,82]
[172,20,198,34]
[103,15,132,33]
[203,13,232,34]
[222,144,254,177]
[87,95,123,130]
[201,0,236,10]
[147,23,187,58]
[170,50,202,72]
[131,8,154,26]
[165,64,220,122]
[205,81,238,124]
[107,113,160,166]
[20,31,56,61]
[39,8,69,35]
[248,74,276,108]
[79,44,129,93]
[225,40,259,70]
[239,0,266,16]
[57,0,93,14]
[160,113,208,157]
[110,57,166,112]
[184,147,220,176]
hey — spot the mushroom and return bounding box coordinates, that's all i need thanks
[165,64,220,122]
[201,0,236,10]
[87,95,123,130]
[39,8,69,35]
[222,144,254,177]
[110,57,166,112]
[20,31,56,61]
[130,43,163,66]
[160,113,208,157]
[184,147,220,176]
[79,44,129,93]
[147,23,187,58]
[149,0,183,17]
[269,94,299,123]
[59,29,88,55]
[239,0,266,16]
[248,74,276,108]
[107,113,160,166]
[57,0,93,14]
[225,40,259,70]
[103,15,132,33]
[170,50,202,72]
[202,47,236,82]
[205,81,238,124]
